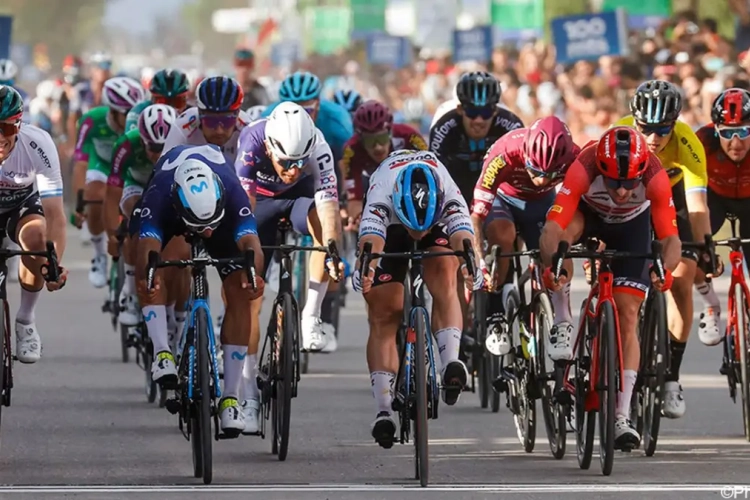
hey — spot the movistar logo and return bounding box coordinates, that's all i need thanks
[190,181,208,194]
[231,351,247,361]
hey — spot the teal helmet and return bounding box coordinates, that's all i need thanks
[279,71,321,102]
[0,85,24,121]
[150,69,189,98]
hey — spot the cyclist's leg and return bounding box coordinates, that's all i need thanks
[694,187,727,346]
[664,181,697,419]
[10,195,47,364]
[85,164,110,288]
[365,226,407,447]
[118,187,143,326]
[162,236,190,348]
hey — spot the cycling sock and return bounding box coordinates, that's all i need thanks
[302,279,328,318]
[123,263,136,294]
[370,371,395,414]
[667,340,687,382]
[436,327,462,367]
[617,369,638,418]
[16,288,40,325]
[91,232,106,257]
[696,281,721,309]
[222,345,248,400]
[550,282,572,324]
[242,354,259,401]
[142,305,169,354]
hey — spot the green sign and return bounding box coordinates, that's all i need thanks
[306,7,351,55]
[351,0,386,37]
[601,0,670,17]
[490,0,544,31]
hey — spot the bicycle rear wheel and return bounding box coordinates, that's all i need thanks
[273,294,295,461]
[598,301,617,476]
[474,291,490,409]
[196,308,213,484]
[575,300,595,470]
[535,293,566,459]
[413,309,429,487]
[505,289,535,452]
[637,289,667,456]
[737,288,750,442]
[0,299,8,443]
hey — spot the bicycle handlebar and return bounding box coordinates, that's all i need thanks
[359,238,476,281]
[74,190,103,213]
[145,249,257,291]
[261,239,343,281]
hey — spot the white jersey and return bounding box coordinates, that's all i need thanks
[582,177,650,224]
[0,125,63,213]
[161,107,251,165]
[359,150,472,240]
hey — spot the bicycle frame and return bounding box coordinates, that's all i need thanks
[726,237,750,365]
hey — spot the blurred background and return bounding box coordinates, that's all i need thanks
[2,0,750,146]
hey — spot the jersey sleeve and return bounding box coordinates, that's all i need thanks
[472,137,511,218]
[645,168,679,239]
[234,128,260,196]
[311,139,339,205]
[217,168,259,242]
[545,159,593,230]
[160,120,188,158]
[33,130,64,199]
[675,123,708,194]
[108,135,133,188]
[73,114,95,162]
[358,173,391,240]
[138,173,172,242]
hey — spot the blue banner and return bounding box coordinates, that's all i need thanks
[551,10,629,64]
[366,34,411,68]
[270,41,301,67]
[452,26,493,63]
[0,16,12,60]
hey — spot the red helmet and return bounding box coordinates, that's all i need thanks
[711,88,750,126]
[596,127,649,180]
[523,117,574,173]
[63,55,82,69]
[353,100,393,134]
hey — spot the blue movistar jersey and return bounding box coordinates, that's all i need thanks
[262,99,353,162]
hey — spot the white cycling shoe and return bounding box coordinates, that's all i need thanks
[698,306,722,346]
[614,416,640,450]
[301,316,328,352]
[219,397,244,438]
[118,290,140,326]
[662,381,686,418]
[321,322,337,353]
[89,254,108,289]
[547,322,574,361]
[241,398,260,435]
[16,322,41,364]
[152,351,178,388]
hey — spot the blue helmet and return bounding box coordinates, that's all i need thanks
[333,89,362,113]
[196,76,243,112]
[279,71,321,102]
[393,162,445,232]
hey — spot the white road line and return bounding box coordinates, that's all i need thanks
[339,436,750,447]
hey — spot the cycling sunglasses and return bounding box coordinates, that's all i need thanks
[199,112,237,130]
[525,158,562,179]
[302,102,319,116]
[603,177,642,190]
[717,125,750,140]
[152,93,188,111]
[0,120,20,137]
[462,105,495,120]
[636,121,674,137]
[362,131,390,149]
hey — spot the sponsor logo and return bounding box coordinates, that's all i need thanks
[342,145,355,168]
[429,118,457,152]
[549,205,563,213]
[442,200,463,217]
[481,156,506,190]
[680,137,702,164]
[316,152,332,171]
[368,203,391,222]
[32,143,51,169]
[435,238,448,245]
[559,186,571,195]
[189,181,208,194]
[494,116,523,132]
[239,206,252,217]
[241,151,256,167]
[473,203,489,217]
[378,273,392,283]
[231,351,247,361]
[387,152,438,170]
[182,113,198,130]
[140,207,151,219]
[410,134,428,151]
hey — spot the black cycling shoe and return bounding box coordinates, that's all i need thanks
[442,360,468,406]
[371,411,396,449]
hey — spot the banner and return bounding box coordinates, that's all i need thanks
[366,34,411,68]
[271,41,301,67]
[551,10,629,64]
[351,0,387,40]
[306,7,351,55]
[490,0,543,41]
[602,0,669,29]
[452,26,493,63]
[0,16,11,60]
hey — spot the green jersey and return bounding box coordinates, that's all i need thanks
[73,106,120,179]
[125,100,150,133]
[109,129,154,192]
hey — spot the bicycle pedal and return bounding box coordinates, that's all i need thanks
[720,363,729,376]
[492,378,508,393]
[165,398,181,415]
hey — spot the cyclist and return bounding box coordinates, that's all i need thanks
[332,89,362,117]
[233,48,270,109]
[105,105,178,326]
[343,100,428,227]
[72,76,145,289]
[353,149,480,448]
[694,88,750,347]
[539,127,682,448]
[235,102,343,433]
[124,69,190,133]
[135,145,265,436]
[471,116,579,357]
[0,59,29,122]
[0,86,69,363]
[29,80,57,135]
[614,80,712,419]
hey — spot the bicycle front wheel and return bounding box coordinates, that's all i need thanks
[273,294,295,461]
[413,309,429,487]
[598,301,617,477]
[196,308,213,484]
[575,300,595,470]
[737,288,750,441]
[0,299,8,443]
[535,292,566,459]
[143,334,157,404]
[638,289,667,456]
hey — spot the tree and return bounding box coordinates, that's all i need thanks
[0,0,108,64]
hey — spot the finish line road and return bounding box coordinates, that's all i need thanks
[0,243,747,500]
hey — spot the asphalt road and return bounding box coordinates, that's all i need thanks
[0,239,747,500]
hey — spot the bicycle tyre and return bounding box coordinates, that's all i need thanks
[189,332,203,477]
[413,308,429,487]
[0,299,7,442]
[535,293,566,460]
[273,293,295,461]
[294,245,310,375]
[639,289,667,456]
[196,308,213,484]
[475,291,490,409]
[738,289,750,442]
[144,336,157,404]
[115,258,129,363]
[598,301,617,476]
[576,300,595,470]
[507,287,535,453]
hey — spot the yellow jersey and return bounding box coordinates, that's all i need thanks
[614,115,708,193]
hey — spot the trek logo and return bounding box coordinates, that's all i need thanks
[190,181,208,194]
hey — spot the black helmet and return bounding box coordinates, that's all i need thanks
[456,72,501,108]
[630,80,682,125]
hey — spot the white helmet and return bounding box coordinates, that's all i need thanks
[36,80,57,101]
[246,105,267,122]
[102,76,145,113]
[138,104,177,146]
[90,51,112,67]
[172,159,226,231]
[265,102,317,161]
[0,59,18,83]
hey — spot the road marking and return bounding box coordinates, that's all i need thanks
[339,436,750,447]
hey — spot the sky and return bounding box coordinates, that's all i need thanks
[103,0,188,33]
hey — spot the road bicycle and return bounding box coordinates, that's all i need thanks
[257,219,342,461]
[360,238,475,487]
[146,236,257,484]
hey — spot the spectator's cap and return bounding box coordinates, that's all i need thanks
[234,48,255,68]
